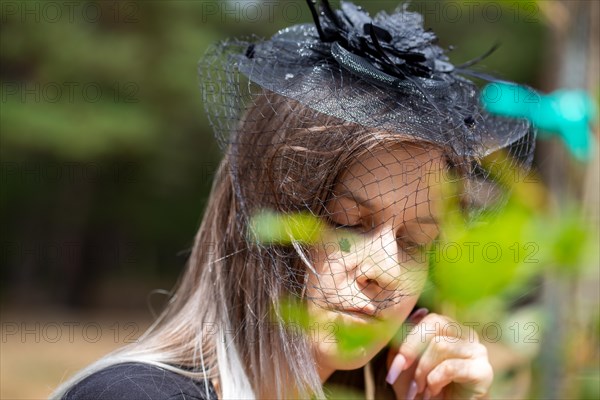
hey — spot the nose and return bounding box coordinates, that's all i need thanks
[355,228,403,292]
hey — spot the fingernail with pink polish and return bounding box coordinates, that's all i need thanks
[407,380,418,400]
[423,388,432,400]
[408,307,429,324]
[385,354,406,385]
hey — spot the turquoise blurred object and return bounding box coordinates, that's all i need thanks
[481,82,597,161]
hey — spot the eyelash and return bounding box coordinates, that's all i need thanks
[398,234,439,255]
[327,218,438,251]
[328,219,362,230]
[397,237,426,253]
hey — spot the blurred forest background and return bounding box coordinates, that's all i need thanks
[0,0,597,399]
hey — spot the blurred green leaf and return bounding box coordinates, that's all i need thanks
[249,210,325,245]
[432,159,596,307]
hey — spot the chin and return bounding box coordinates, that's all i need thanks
[307,297,416,377]
[315,339,387,371]
[312,314,391,370]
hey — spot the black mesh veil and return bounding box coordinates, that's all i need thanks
[198,1,536,313]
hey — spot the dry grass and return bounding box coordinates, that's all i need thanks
[1,308,152,400]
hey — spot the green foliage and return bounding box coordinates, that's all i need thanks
[545,210,594,270]
[248,210,325,245]
[431,177,537,305]
[322,385,364,399]
[431,162,598,308]
[1,99,159,158]
[0,1,229,301]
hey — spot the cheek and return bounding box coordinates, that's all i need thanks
[307,232,360,282]
[396,263,429,294]
[315,229,363,260]
[381,293,421,324]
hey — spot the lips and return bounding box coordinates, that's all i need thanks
[334,306,381,321]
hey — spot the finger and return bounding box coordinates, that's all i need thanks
[388,353,418,400]
[408,307,430,324]
[386,309,426,397]
[397,313,451,372]
[414,338,486,392]
[390,307,429,351]
[426,358,494,398]
[386,353,407,385]
[386,308,430,388]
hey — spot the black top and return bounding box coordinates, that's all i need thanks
[61,362,218,400]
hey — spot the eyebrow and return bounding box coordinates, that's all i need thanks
[335,191,439,225]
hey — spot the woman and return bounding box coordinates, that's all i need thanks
[52,1,534,399]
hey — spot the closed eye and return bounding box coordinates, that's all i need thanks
[396,231,439,261]
[397,236,426,253]
[327,219,361,230]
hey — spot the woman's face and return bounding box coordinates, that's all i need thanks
[306,143,446,375]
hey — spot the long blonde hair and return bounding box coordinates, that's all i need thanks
[51,91,453,399]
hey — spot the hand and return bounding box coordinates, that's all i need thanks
[386,309,493,399]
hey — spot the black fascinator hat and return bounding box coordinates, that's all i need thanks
[200,0,536,218]
[201,0,535,159]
